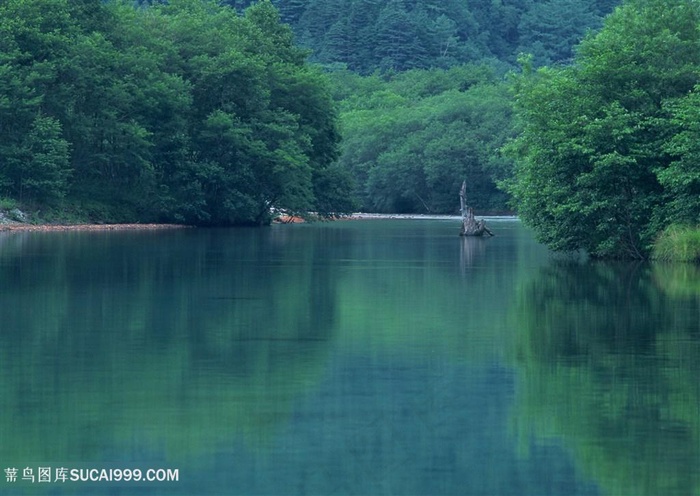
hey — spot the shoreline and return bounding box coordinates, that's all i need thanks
[0,214,519,232]
[0,223,191,233]
[347,213,518,221]
[275,212,518,223]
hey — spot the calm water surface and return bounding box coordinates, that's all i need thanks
[1,220,699,495]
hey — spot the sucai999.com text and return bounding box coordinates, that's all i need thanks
[4,466,179,485]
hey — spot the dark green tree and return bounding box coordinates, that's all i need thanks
[334,66,514,214]
[660,90,700,225]
[0,0,76,204]
[505,0,700,258]
[517,0,601,66]
[276,0,308,24]
[7,115,71,203]
[0,0,348,224]
[374,1,430,71]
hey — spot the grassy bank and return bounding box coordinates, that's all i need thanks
[652,225,700,262]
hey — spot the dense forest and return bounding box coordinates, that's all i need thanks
[1,0,619,225]
[330,66,514,214]
[221,0,620,215]
[0,0,353,225]
[2,0,700,259]
[225,0,617,71]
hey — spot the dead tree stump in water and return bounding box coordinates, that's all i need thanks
[459,181,494,237]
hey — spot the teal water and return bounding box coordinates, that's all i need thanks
[1,220,699,495]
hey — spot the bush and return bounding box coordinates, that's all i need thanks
[0,198,18,211]
[652,225,700,262]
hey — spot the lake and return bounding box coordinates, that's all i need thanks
[1,219,699,496]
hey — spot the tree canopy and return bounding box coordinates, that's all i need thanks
[0,0,352,225]
[505,0,700,258]
[214,0,621,218]
[225,0,616,73]
[332,65,514,214]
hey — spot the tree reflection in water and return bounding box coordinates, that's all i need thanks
[511,260,700,496]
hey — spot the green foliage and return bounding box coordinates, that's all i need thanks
[16,115,71,203]
[0,0,349,225]
[218,0,619,218]
[333,65,515,214]
[505,0,700,258]
[517,0,602,66]
[660,88,700,225]
[225,0,615,73]
[0,197,14,209]
[652,225,700,262]
[0,0,630,223]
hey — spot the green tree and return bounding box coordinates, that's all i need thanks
[149,0,344,224]
[334,66,514,214]
[221,0,618,73]
[0,0,347,224]
[374,1,430,71]
[12,115,71,203]
[517,0,601,66]
[506,0,700,258]
[660,88,700,225]
[0,0,77,204]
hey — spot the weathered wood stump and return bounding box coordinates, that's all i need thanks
[460,207,493,236]
[459,181,493,237]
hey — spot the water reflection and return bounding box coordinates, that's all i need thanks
[511,261,700,496]
[0,228,339,468]
[0,221,564,496]
[4,221,670,495]
[459,236,489,270]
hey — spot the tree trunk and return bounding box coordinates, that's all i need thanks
[459,180,493,237]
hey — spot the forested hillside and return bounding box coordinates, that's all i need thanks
[330,66,513,214]
[0,0,353,225]
[218,0,620,214]
[2,0,625,224]
[226,0,618,71]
